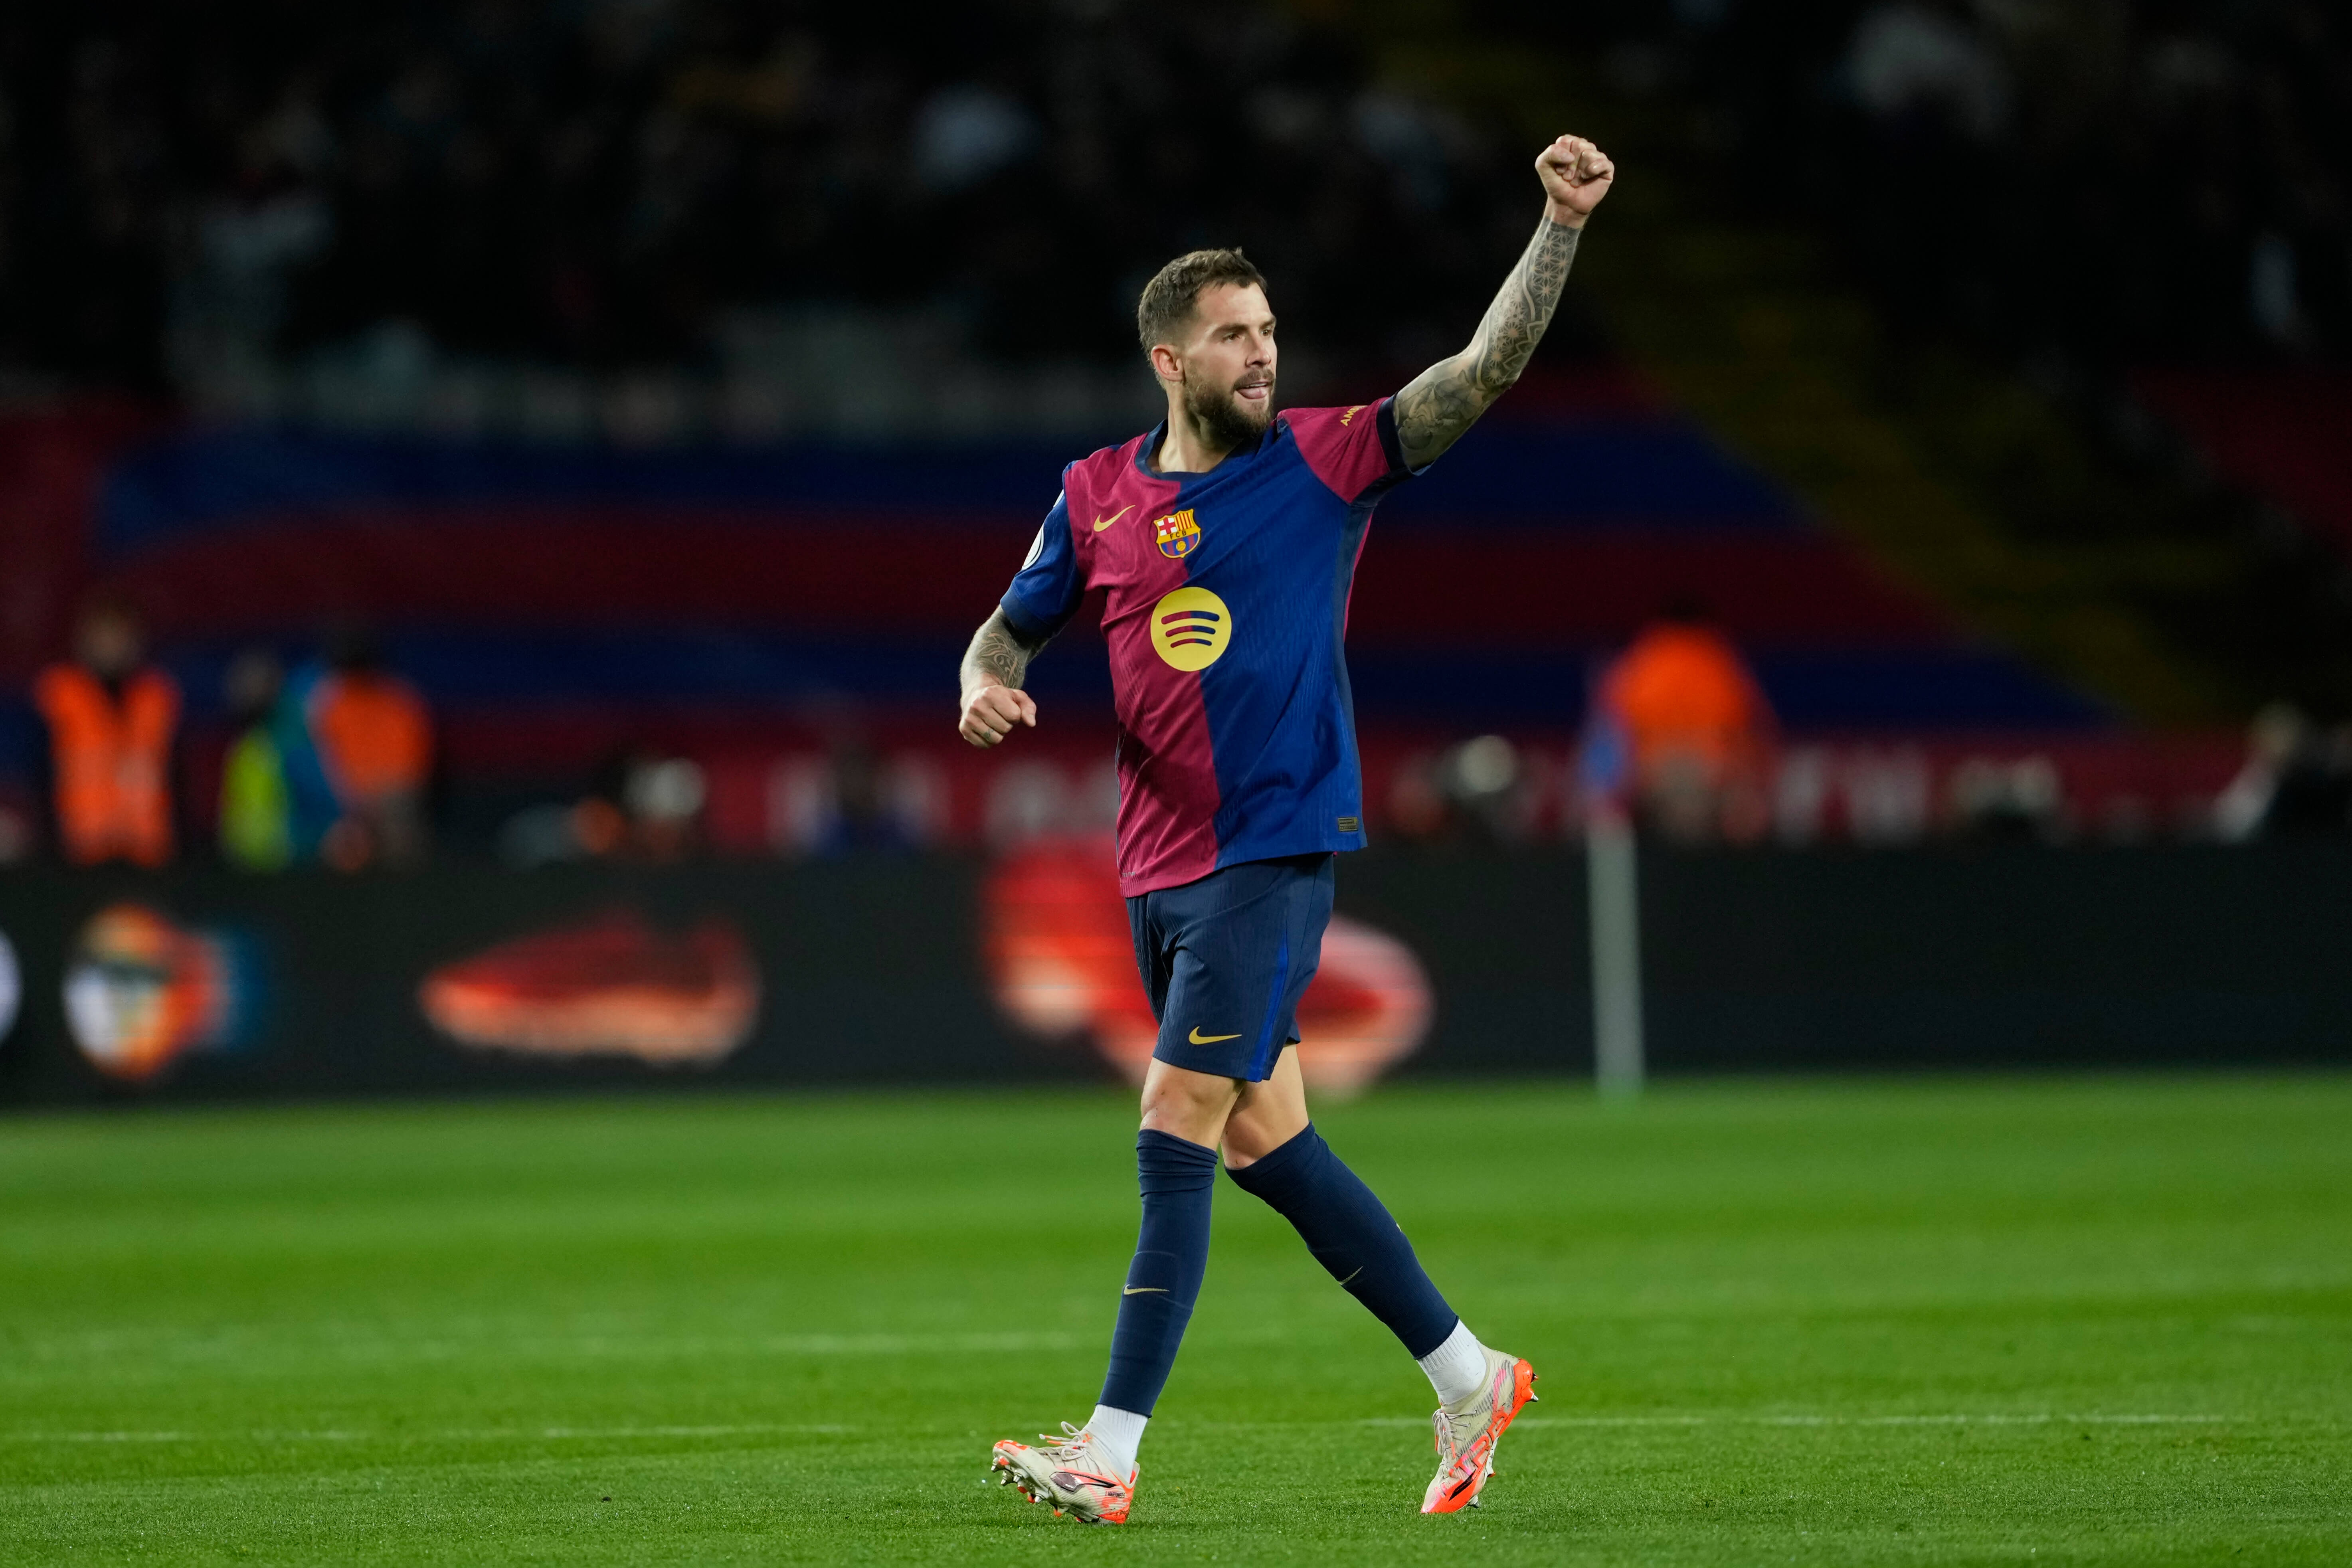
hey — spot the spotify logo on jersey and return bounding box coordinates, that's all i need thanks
[1149,586,1232,671]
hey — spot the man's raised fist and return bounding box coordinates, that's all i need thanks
[1537,134,1614,226]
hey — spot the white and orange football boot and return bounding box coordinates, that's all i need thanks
[990,1423,1137,1524]
[1420,1347,1537,1513]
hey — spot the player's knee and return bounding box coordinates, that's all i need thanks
[1137,1076,1235,1145]
[1135,1100,1221,1146]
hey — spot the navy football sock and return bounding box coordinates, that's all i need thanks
[1098,1129,1219,1417]
[1225,1124,1458,1358]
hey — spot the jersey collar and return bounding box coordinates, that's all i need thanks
[1133,416,1281,487]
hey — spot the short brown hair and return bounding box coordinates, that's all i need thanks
[1136,247,1267,354]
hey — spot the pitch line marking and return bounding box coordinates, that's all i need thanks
[13,1329,1084,1367]
[7,1413,2271,1446]
[1359,1413,2239,1429]
[1,1422,856,1445]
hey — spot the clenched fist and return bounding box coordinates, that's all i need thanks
[959,683,1037,748]
[1537,134,1614,227]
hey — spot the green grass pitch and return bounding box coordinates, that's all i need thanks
[3,1074,2348,1565]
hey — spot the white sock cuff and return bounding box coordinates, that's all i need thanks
[1086,1404,1147,1473]
[1415,1318,1488,1407]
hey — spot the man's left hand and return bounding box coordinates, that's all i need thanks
[1537,134,1614,227]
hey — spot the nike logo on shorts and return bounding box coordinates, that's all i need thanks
[1188,1027,1241,1044]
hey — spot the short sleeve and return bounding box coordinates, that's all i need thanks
[1287,397,1419,504]
[999,490,1084,640]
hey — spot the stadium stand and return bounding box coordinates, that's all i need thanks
[1654,0,2352,366]
[4,368,2239,857]
[2133,369,2352,560]
[1460,0,2352,724]
[0,2,1525,399]
[0,1,2328,854]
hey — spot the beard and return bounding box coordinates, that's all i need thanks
[1182,368,1276,451]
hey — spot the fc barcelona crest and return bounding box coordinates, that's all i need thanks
[1153,509,1201,559]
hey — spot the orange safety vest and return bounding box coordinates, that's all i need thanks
[33,664,179,866]
[1598,624,1771,782]
[309,671,431,807]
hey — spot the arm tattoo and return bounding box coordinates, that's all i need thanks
[961,607,1047,698]
[1393,217,1581,468]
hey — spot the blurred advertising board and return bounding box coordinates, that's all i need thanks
[2,843,2350,1107]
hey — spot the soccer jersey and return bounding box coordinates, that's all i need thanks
[999,398,1420,896]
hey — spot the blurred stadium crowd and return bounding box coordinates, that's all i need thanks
[3,2,2342,391]
[1631,0,2352,363]
[1,0,2350,872]
[1,0,1529,408]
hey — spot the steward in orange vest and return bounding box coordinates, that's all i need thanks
[33,603,180,867]
[1590,601,1776,843]
[307,629,433,870]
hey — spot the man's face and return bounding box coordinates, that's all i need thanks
[76,610,142,678]
[1164,283,1277,451]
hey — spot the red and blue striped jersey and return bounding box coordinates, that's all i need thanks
[999,398,1420,895]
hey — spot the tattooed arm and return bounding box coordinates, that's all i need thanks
[958,607,1049,747]
[1393,134,1616,470]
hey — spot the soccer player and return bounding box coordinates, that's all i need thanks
[960,132,1614,1522]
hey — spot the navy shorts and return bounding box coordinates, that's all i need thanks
[1126,852,1336,1082]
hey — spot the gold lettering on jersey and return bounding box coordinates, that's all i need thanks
[1339,404,1364,425]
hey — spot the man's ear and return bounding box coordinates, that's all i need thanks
[1149,343,1184,384]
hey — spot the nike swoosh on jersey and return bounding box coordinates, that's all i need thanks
[1121,1285,1169,1295]
[1092,505,1133,532]
[1188,1027,1242,1044]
